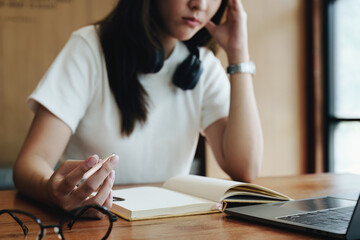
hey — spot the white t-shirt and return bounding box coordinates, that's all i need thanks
[28,25,230,184]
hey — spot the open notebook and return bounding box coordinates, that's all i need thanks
[110,175,291,221]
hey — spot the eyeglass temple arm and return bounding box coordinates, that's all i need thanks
[66,205,114,229]
[8,212,29,235]
[65,205,117,240]
[66,207,88,229]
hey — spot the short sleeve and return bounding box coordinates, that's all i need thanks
[27,28,100,133]
[200,50,230,132]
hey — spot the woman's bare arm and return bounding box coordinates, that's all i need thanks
[13,105,119,213]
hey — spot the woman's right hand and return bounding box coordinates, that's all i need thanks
[46,154,119,215]
[13,106,120,218]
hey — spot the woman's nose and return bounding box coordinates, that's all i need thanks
[189,0,207,11]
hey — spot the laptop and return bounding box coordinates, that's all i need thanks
[225,193,360,239]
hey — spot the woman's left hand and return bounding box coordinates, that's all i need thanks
[205,0,249,63]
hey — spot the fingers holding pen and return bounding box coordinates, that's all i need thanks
[89,154,119,184]
[81,169,115,219]
[62,155,100,191]
[47,156,100,207]
[86,170,115,208]
[47,154,118,214]
[74,154,119,202]
[103,189,114,210]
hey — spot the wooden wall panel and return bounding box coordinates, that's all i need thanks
[0,0,116,166]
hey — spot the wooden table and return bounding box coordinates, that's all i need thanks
[1,173,359,239]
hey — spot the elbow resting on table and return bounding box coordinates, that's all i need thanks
[223,148,263,183]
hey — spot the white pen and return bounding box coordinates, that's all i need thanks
[83,153,115,180]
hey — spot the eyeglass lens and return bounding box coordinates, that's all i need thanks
[0,211,42,239]
[0,207,114,240]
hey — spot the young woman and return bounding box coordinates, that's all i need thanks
[13,0,263,216]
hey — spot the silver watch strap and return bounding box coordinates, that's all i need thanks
[227,61,256,75]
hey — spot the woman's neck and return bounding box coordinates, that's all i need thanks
[162,37,178,59]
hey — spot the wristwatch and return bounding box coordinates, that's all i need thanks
[227,61,256,75]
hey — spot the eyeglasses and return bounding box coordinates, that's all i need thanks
[0,204,117,240]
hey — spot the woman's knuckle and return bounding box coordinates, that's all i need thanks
[103,164,112,173]
[82,182,97,193]
[62,177,74,189]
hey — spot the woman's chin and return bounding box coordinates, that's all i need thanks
[177,33,197,41]
[174,29,201,41]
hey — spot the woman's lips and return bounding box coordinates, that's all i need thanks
[183,17,201,28]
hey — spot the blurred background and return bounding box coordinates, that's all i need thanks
[1,0,359,189]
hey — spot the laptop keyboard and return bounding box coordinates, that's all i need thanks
[277,206,355,232]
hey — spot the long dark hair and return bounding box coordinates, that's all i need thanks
[97,0,227,136]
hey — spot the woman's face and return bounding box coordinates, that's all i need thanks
[157,0,223,42]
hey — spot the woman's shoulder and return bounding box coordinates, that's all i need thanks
[66,25,102,56]
[71,25,98,41]
[199,46,220,63]
[198,46,223,71]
